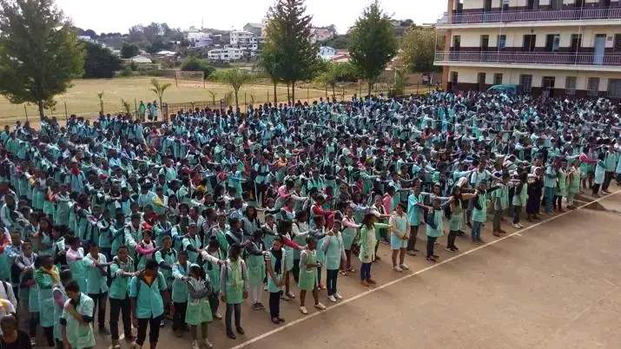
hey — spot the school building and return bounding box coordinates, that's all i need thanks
[435,0,621,98]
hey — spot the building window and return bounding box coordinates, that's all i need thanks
[565,77,577,95]
[453,35,461,51]
[551,0,563,10]
[614,34,621,52]
[477,73,486,91]
[608,79,621,99]
[545,34,560,52]
[480,35,489,50]
[520,74,533,93]
[523,35,536,52]
[570,34,582,52]
[588,77,600,97]
[484,0,492,12]
[502,0,510,10]
[527,0,539,10]
[494,73,503,85]
[451,71,459,89]
[497,35,506,50]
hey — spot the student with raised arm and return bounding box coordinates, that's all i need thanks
[109,245,136,349]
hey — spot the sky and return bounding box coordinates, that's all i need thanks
[55,0,447,34]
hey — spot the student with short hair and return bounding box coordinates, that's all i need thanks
[83,243,110,334]
[109,245,136,349]
[129,259,168,349]
[61,280,96,349]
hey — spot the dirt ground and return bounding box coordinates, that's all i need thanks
[84,187,621,349]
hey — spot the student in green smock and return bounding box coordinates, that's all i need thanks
[359,213,390,287]
[266,236,287,324]
[321,221,346,303]
[219,244,248,340]
[83,243,110,334]
[298,237,326,315]
[185,264,214,349]
[61,281,96,349]
[244,230,267,310]
[203,238,223,320]
[129,259,168,349]
[34,254,60,347]
[109,246,136,349]
[52,269,72,347]
[171,250,190,337]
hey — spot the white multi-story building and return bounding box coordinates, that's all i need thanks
[186,27,211,44]
[435,0,621,98]
[208,46,256,61]
[230,30,258,50]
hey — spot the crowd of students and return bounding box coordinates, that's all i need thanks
[0,90,618,349]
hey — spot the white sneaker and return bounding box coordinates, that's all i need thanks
[334,293,343,300]
[131,342,141,349]
[203,339,214,349]
[328,295,337,303]
[513,223,521,229]
[400,263,410,270]
[299,306,308,314]
[393,266,403,272]
[315,302,326,310]
[518,223,524,228]
[192,340,200,349]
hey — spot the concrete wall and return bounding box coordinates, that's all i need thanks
[448,66,617,88]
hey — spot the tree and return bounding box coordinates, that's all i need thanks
[263,0,319,103]
[211,69,255,110]
[348,0,397,96]
[257,48,280,105]
[316,61,358,101]
[97,91,104,113]
[399,27,441,74]
[150,78,171,120]
[180,57,215,80]
[0,0,84,120]
[83,41,122,78]
[120,42,140,58]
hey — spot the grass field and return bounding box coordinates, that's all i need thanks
[0,76,431,126]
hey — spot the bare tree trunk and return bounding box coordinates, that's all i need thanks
[367,82,373,97]
[291,82,296,105]
[332,84,336,101]
[273,81,277,105]
[38,100,45,121]
[234,90,239,111]
[287,83,290,103]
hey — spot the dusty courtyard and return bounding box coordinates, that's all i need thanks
[93,188,621,349]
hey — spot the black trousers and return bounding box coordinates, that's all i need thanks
[172,302,187,331]
[603,171,614,191]
[269,291,281,318]
[109,297,131,340]
[447,230,458,249]
[136,315,162,346]
[225,303,241,332]
[208,293,219,316]
[43,326,54,346]
[426,236,438,258]
[88,292,108,328]
[326,269,338,296]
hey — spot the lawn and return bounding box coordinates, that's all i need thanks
[0,76,430,126]
[0,77,329,125]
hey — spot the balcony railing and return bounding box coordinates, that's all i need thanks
[448,7,621,24]
[435,51,621,66]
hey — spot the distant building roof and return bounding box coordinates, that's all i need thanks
[130,55,152,63]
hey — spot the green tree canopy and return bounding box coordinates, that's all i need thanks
[211,69,255,110]
[0,0,84,119]
[316,61,358,100]
[180,56,215,80]
[83,41,122,79]
[399,27,440,74]
[120,42,140,58]
[262,0,319,102]
[348,0,397,96]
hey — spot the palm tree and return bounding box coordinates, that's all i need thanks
[150,78,172,121]
[97,91,105,114]
[211,69,255,110]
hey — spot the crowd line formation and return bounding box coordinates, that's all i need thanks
[0,91,618,349]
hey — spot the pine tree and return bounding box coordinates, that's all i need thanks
[262,0,319,103]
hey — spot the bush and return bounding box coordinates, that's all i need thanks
[118,66,134,77]
[180,57,215,79]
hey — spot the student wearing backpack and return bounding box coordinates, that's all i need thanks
[109,245,136,349]
[129,259,168,349]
